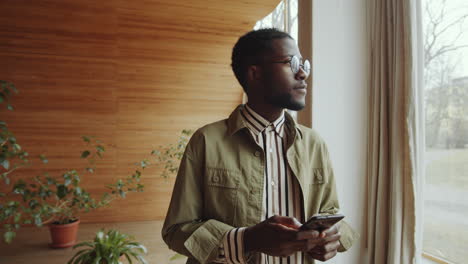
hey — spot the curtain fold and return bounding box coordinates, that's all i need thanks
[366,0,423,263]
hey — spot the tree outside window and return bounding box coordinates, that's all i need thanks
[423,0,468,263]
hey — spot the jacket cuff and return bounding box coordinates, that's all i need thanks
[184,219,234,264]
[337,220,359,252]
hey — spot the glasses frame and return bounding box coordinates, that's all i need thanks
[270,55,310,76]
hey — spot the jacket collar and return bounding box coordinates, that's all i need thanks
[227,104,303,140]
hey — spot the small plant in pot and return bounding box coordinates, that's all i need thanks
[1,136,146,248]
[68,229,147,264]
[0,80,146,248]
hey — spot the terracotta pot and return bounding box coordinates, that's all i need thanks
[48,219,80,248]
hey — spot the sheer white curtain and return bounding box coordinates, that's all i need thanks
[366,0,424,263]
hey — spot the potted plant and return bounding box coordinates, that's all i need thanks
[68,229,147,264]
[1,136,146,248]
[0,81,146,247]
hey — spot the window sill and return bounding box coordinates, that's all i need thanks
[422,252,454,264]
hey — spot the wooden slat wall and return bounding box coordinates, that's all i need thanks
[0,0,280,222]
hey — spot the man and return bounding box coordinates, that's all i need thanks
[162,28,358,264]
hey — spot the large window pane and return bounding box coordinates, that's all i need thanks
[423,0,468,263]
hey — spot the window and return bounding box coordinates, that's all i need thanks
[423,0,468,263]
[254,0,298,40]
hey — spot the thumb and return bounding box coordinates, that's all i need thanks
[269,215,302,229]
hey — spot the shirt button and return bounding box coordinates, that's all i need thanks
[254,151,261,157]
[269,148,273,153]
[271,181,275,186]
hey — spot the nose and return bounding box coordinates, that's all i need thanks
[296,67,309,80]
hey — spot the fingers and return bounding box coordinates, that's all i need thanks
[314,240,341,252]
[307,240,340,261]
[313,223,340,239]
[308,249,338,262]
[321,223,340,237]
[296,229,320,240]
[269,215,302,229]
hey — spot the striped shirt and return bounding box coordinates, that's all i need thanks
[216,104,304,264]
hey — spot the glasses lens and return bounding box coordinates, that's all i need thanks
[303,60,311,75]
[290,56,300,74]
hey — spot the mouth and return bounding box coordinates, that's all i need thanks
[294,84,307,90]
[294,85,307,95]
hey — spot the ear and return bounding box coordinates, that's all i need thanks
[246,65,262,84]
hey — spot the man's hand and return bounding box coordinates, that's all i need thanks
[244,215,319,257]
[305,224,341,262]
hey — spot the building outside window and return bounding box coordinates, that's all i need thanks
[422,0,468,263]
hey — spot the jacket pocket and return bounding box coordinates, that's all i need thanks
[311,168,328,184]
[204,168,240,225]
[207,168,240,189]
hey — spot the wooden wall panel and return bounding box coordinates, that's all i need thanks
[0,0,280,222]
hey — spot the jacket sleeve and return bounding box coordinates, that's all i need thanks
[161,131,234,264]
[317,142,360,252]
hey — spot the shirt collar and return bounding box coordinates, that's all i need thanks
[242,104,284,136]
[227,104,301,139]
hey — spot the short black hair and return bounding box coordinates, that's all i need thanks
[231,28,293,92]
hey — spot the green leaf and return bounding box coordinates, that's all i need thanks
[82,136,91,143]
[86,167,94,173]
[1,159,9,170]
[14,213,21,223]
[81,150,90,159]
[96,145,105,153]
[12,144,21,151]
[64,178,71,186]
[29,199,39,208]
[34,216,42,226]
[4,231,16,244]
[57,185,68,199]
[39,154,48,164]
[169,253,186,261]
[72,175,80,185]
[7,104,13,111]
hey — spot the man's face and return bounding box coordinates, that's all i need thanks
[259,38,309,111]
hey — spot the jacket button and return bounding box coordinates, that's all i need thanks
[212,176,219,183]
[317,175,323,181]
[254,151,261,157]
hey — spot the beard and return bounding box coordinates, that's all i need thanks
[266,92,305,111]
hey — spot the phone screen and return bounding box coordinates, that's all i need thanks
[300,214,344,231]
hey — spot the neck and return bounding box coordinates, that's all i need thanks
[246,102,284,122]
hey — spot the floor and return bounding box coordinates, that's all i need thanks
[0,221,446,264]
[0,220,187,264]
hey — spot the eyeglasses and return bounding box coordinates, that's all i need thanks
[270,55,310,76]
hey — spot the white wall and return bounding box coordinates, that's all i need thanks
[312,0,368,263]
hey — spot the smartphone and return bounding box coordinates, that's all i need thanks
[299,214,345,231]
